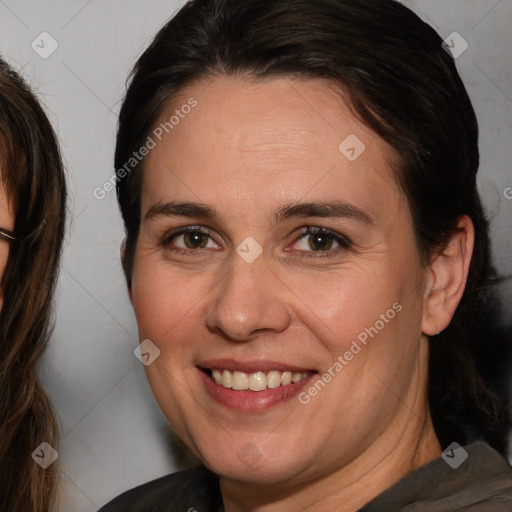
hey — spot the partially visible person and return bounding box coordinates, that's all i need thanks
[0,57,67,511]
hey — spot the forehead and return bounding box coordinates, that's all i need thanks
[141,76,404,221]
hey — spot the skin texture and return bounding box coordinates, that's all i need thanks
[0,182,14,309]
[129,76,474,511]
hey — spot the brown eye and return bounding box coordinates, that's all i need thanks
[291,227,352,257]
[308,233,334,252]
[183,231,208,249]
[159,226,219,253]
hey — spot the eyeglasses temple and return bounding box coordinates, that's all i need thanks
[0,228,16,240]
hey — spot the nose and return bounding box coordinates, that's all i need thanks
[205,253,291,341]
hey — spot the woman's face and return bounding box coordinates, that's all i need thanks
[130,76,433,486]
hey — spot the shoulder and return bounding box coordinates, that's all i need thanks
[460,441,512,510]
[98,466,222,512]
[362,441,512,511]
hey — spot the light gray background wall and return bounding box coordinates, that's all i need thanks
[0,1,510,510]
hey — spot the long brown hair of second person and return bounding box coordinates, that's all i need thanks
[0,57,67,511]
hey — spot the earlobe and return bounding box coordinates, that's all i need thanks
[422,215,475,336]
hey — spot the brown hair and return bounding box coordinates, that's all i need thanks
[0,58,67,511]
[115,0,510,453]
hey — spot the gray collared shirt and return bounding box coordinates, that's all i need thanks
[99,441,512,511]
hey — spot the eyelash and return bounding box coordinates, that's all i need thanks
[158,225,352,258]
[292,226,352,257]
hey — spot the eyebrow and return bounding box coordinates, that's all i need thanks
[144,200,374,226]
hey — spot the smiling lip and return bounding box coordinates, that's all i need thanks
[198,359,313,374]
[197,359,317,412]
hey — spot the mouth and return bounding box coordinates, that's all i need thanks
[197,360,317,411]
[201,367,313,392]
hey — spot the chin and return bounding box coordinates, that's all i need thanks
[196,440,313,486]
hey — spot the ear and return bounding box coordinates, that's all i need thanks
[120,241,133,303]
[422,215,474,336]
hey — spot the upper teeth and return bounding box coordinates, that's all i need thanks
[211,369,309,391]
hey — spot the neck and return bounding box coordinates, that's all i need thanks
[221,417,440,512]
[220,346,441,512]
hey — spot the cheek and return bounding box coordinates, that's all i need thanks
[0,244,8,271]
[130,253,215,355]
[130,261,202,412]
[132,268,188,339]
[280,265,409,353]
